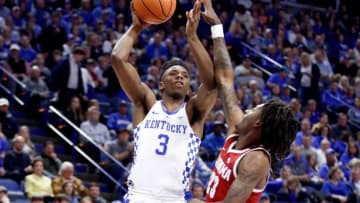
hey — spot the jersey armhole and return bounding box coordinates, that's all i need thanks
[232,148,271,192]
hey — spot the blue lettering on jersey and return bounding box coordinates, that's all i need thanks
[144,119,187,134]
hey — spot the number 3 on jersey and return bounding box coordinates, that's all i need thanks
[155,134,169,155]
[207,173,219,198]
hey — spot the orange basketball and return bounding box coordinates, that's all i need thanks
[132,0,177,25]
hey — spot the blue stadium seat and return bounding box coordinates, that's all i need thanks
[30,127,45,137]
[0,178,19,190]
[74,164,88,173]
[55,145,65,155]
[34,143,43,154]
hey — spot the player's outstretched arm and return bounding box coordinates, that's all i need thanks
[186,0,217,137]
[111,9,156,124]
[221,151,270,203]
[200,0,243,134]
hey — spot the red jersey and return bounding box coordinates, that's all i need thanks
[205,134,270,203]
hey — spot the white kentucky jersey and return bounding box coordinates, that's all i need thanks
[126,101,201,200]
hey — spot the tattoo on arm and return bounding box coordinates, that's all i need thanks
[213,38,233,73]
[219,84,239,122]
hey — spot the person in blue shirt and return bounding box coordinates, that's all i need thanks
[319,148,337,180]
[340,142,359,169]
[307,99,320,124]
[321,166,349,202]
[294,118,311,146]
[348,97,360,126]
[284,145,312,184]
[200,121,226,161]
[106,100,132,134]
[19,34,37,63]
[264,67,290,95]
[322,80,343,111]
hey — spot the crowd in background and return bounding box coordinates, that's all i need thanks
[0,0,359,202]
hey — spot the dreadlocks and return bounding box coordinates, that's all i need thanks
[259,99,299,161]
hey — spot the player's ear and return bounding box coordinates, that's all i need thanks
[253,120,262,128]
[159,81,164,91]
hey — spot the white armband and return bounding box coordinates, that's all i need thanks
[211,24,224,39]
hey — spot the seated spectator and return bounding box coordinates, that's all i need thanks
[321,166,349,203]
[30,195,45,203]
[316,138,332,167]
[3,135,32,182]
[284,145,312,184]
[62,181,80,203]
[23,65,49,118]
[40,141,62,178]
[294,118,311,146]
[276,176,310,202]
[307,100,320,124]
[6,44,27,80]
[0,123,8,165]
[191,182,205,200]
[52,162,87,197]
[330,113,351,140]
[301,134,317,157]
[83,183,106,203]
[80,197,92,203]
[322,80,344,111]
[259,193,271,203]
[312,124,334,149]
[312,112,329,131]
[0,186,10,203]
[264,67,290,96]
[280,84,292,103]
[200,121,226,161]
[107,100,132,134]
[18,125,36,158]
[340,142,359,169]
[319,148,338,180]
[64,96,85,126]
[348,97,360,126]
[54,194,71,203]
[289,98,303,121]
[0,98,18,139]
[80,106,111,166]
[247,91,263,109]
[244,80,262,107]
[234,55,264,89]
[346,159,360,202]
[19,33,37,63]
[25,158,53,198]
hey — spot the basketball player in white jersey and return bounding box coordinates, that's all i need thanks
[191,0,298,202]
[111,1,217,202]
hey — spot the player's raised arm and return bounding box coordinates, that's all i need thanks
[200,0,243,134]
[111,8,156,124]
[185,0,217,137]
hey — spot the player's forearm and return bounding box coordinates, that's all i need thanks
[112,25,142,62]
[188,37,216,90]
[213,37,234,86]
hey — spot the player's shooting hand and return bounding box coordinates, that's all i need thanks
[130,2,149,31]
[185,0,201,39]
[200,0,221,25]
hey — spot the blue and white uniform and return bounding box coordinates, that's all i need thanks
[125,101,201,202]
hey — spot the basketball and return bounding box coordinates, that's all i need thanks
[132,0,177,25]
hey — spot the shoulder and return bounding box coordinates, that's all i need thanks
[237,150,270,176]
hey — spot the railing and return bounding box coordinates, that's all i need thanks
[48,105,129,193]
[328,93,360,130]
[240,42,297,92]
[0,66,27,106]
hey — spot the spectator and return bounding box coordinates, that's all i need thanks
[234,55,264,89]
[50,46,87,110]
[23,65,49,118]
[6,44,27,80]
[276,176,310,202]
[330,113,351,140]
[259,193,271,203]
[313,124,334,149]
[289,98,303,121]
[0,186,9,203]
[312,48,333,87]
[265,67,290,95]
[346,159,360,201]
[52,162,87,197]
[312,112,329,132]
[316,138,331,167]
[348,97,360,126]
[19,33,37,63]
[40,141,62,178]
[191,182,205,200]
[30,195,44,203]
[244,80,262,106]
[319,148,337,180]
[200,121,226,161]
[284,145,312,184]
[18,125,36,158]
[3,135,32,182]
[25,158,53,198]
[321,166,349,203]
[64,96,84,126]
[0,0,10,19]
[294,118,311,146]
[0,123,7,165]
[62,181,80,203]
[84,183,106,203]
[322,80,343,111]
[301,134,317,157]
[340,142,359,169]
[145,32,168,61]
[307,100,321,124]
[107,100,131,133]
[295,52,321,105]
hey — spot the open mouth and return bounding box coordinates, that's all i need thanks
[175,81,184,87]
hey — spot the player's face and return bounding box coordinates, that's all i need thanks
[160,65,190,99]
[236,104,263,134]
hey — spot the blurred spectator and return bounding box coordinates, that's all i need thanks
[145,32,168,61]
[312,48,333,86]
[0,123,7,165]
[244,80,262,106]
[80,197,92,203]
[23,65,49,118]
[0,36,8,61]
[80,106,111,167]
[312,112,330,132]
[191,182,205,200]
[54,194,71,203]
[259,193,271,203]
[107,100,131,133]
[18,125,36,158]
[234,55,264,89]
[294,118,311,146]
[0,186,9,203]
[316,138,331,167]
[322,80,343,111]
[62,181,80,203]
[307,100,321,124]
[19,33,37,63]
[313,124,334,149]
[301,134,316,157]
[348,97,360,126]
[200,121,226,161]
[0,0,10,19]
[3,135,32,182]
[52,162,87,197]
[30,195,44,203]
[276,176,310,202]
[330,113,351,140]
[84,183,106,203]
[295,52,321,105]
[6,44,27,80]
[50,46,87,110]
[289,98,303,121]
[285,145,312,184]
[340,142,359,169]
[321,166,348,203]
[41,141,62,178]
[265,67,290,96]
[64,96,85,126]
[319,148,337,180]
[25,158,53,198]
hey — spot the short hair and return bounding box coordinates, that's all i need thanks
[88,182,99,189]
[159,59,190,81]
[59,161,74,175]
[259,99,298,161]
[328,166,341,179]
[31,157,43,167]
[43,140,54,148]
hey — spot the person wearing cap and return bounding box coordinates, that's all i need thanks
[319,148,337,180]
[6,43,27,80]
[265,65,290,97]
[107,100,131,133]
[0,98,18,139]
[200,120,226,161]
[102,126,133,191]
[295,52,321,105]
[259,192,270,203]
[50,45,87,110]
[234,55,264,89]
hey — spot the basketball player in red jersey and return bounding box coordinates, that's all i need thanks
[191,1,298,202]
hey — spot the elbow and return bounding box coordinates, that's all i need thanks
[110,48,127,65]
